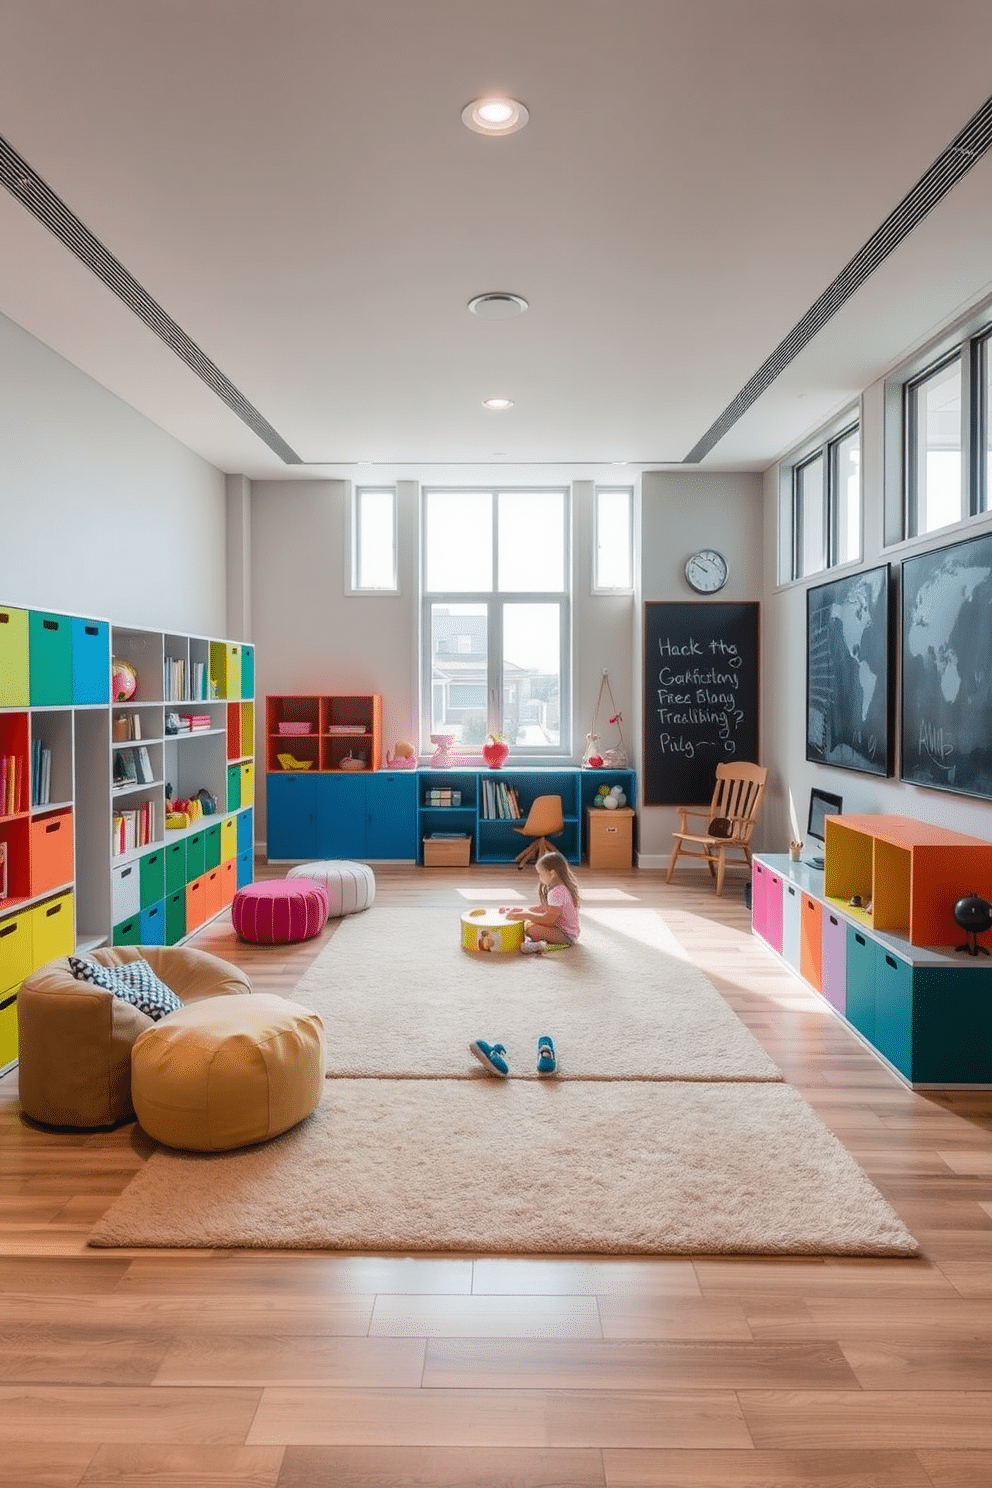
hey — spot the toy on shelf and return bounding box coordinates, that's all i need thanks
[482,733,509,769]
[593,783,627,810]
[387,741,417,768]
[112,659,137,702]
[277,753,313,771]
[584,670,627,768]
[339,752,368,771]
[430,734,455,767]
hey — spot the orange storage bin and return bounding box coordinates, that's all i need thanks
[204,867,223,919]
[185,875,208,933]
[220,857,236,905]
[29,810,74,897]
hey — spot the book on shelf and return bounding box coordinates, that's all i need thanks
[113,750,138,788]
[1,752,24,815]
[0,840,7,899]
[135,746,155,785]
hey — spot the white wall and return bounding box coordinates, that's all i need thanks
[249,477,637,845]
[760,371,992,853]
[638,470,764,864]
[0,313,228,635]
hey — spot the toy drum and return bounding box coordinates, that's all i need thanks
[460,907,525,954]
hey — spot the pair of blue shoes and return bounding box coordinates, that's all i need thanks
[469,1037,556,1076]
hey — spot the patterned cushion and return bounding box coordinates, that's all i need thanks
[68,956,182,1021]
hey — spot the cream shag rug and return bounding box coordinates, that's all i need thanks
[290,907,782,1082]
[89,1079,918,1255]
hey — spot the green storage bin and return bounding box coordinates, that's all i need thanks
[241,644,254,698]
[113,915,142,947]
[139,849,165,909]
[165,837,186,893]
[165,888,186,945]
[204,823,221,872]
[29,611,73,706]
[185,829,206,882]
[227,764,241,813]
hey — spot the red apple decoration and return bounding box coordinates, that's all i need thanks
[587,754,604,768]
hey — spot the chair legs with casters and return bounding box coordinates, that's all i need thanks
[513,794,565,869]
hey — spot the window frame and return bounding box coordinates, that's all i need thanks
[780,409,862,583]
[349,484,398,594]
[592,485,634,592]
[420,486,571,759]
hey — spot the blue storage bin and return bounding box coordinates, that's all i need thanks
[139,901,166,946]
[241,644,254,698]
[236,849,253,888]
[237,807,253,856]
[71,617,110,704]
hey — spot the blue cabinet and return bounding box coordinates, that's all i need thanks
[266,770,417,861]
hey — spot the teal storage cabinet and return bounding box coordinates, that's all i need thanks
[29,611,73,705]
[71,617,110,704]
[237,807,253,857]
[165,888,186,945]
[872,946,914,1079]
[186,829,206,882]
[139,848,165,908]
[910,967,992,1083]
[165,837,186,893]
[139,901,166,946]
[315,775,367,860]
[236,849,253,888]
[366,770,418,857]
[204,823,222,871]
[241,645,254,698]
[845,928,875,1043]
[227,764,241,813]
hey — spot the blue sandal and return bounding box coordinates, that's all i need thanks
[469,1040,509,1076]
[536,1035,557,1075]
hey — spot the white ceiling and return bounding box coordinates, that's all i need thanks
[2,0,992,483]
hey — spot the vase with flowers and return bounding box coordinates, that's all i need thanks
[482,732,510,769]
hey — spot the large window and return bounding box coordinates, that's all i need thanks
[784,417,861,580]
[422,488,569,753]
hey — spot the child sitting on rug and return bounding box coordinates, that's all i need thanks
[506,850,581,954]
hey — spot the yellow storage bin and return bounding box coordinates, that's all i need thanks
[30,892,75,967]
[0,989,18,1069]
[209,641,242,700]
[0,606,29,707]
[0,909,33,993]
[240,760,255,806]
[221,815,238,862]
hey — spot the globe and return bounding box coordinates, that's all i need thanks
[112,659,137,702]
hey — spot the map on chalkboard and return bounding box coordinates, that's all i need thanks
[643,602,759,805]
[806,565,892,777]
[901,531,992,800]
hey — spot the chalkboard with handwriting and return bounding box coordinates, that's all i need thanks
[643,602,760,805]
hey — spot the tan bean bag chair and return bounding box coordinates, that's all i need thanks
[17,945,251,1129]
[131,993,325,1151]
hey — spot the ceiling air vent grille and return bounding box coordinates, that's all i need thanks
[684,91,992,464]
[0,132,302,464]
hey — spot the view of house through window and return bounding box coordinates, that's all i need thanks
[423,489,568,752]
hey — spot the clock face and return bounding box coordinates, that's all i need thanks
[685,549,729,594]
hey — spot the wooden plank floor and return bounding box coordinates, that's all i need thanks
[2,862,991,1488]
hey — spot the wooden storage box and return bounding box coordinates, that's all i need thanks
[423,835,471,867]
[586,807,634,868]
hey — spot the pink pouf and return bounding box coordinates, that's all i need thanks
[232,878,329,944]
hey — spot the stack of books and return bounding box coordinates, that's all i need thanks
[481,779,522,819]
[112,800,154,855]
[0,752,25,815]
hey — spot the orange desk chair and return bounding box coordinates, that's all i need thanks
[514,794,565,869]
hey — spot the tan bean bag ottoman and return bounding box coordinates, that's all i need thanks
[17,945,252,1129]
[130,993,325,1151]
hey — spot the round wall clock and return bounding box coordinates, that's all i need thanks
[684,549,729,594]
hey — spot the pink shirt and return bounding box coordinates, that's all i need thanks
[547,883,580,941]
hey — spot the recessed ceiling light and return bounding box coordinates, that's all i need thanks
[468,292,529,319]
[462,96,529,135]
[482,397,514,410]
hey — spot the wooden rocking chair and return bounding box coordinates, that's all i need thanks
[665,761,767,896]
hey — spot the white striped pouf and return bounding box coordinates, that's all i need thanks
[286,860,376,917]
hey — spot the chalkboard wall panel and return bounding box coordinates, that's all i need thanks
[643,602,760,806]
[901,531,992,800]
[806,564,892,777]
